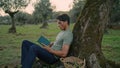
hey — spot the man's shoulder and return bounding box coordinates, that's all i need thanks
[64,30,73,38]
[66,30,73,35]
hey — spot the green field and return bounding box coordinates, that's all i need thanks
[102,29,120,62]
[0,23,120,67]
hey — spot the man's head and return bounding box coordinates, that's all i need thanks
[56,14,70,30]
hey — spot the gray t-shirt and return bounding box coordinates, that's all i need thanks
[51,28,73,50]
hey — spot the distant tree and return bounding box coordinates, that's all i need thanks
[0,15,11,25]
[33,0,53,28]
[51,12,60,19]
[15,11,32,25]
[105,0,120,30]
[69,0,85,23]
[0,0,30,33]
[110,0,120,24]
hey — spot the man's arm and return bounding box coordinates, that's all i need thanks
[49,42,54,47]
[43,45,70,58]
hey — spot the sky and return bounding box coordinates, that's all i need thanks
[0,0,74,15]
[25,0,74,14]
[50,0,73,11]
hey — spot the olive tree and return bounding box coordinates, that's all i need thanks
[33,0,53,28]
[0,0,30,33]
[69,0,119,67]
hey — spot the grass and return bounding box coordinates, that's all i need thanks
[0,24,59,67]
[102,29,120,62]
[0,23,120,67]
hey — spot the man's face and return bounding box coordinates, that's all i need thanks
[57,20,68,30]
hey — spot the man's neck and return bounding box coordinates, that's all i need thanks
[63,25,69,30]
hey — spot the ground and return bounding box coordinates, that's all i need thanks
[0,23,120,67]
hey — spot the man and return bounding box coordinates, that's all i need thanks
[21,14,73,68]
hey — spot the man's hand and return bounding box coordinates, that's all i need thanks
[43,46,53,53]
[49,42,54,47]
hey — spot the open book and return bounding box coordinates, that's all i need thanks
[37,36,50,46]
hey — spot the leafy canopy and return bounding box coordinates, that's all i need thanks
[0,0,30,11]
[33,0,53,23]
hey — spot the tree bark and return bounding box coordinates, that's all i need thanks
[5,10,19,33]
[8,16,16,33]
[40,21,48,29]
[40,14,48,29]
[69,0,112,68]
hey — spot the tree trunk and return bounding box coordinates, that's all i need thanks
[69,0,112,68]
[40,21,48,29]
[8,16,16,33]
[5,10,19,33]
[40,14,49,29]
[40,14,48,28]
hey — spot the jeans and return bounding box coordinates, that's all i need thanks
[21,40,58,68]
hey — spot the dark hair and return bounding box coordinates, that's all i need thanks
[56,14,70,25]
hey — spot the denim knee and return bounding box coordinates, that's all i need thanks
[30,45,37,52]
[22,40,29,44]
[22,40,31,49]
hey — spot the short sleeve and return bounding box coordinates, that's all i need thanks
[63,32,73,45]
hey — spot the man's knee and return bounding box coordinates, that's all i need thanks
[30,45,37,51]
[22,40,31,45]
[22,40,29,44]
[22,40,31,48]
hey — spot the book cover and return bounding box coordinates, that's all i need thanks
[37,36,50,46]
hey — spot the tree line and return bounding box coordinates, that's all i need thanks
[0,0,120,31]
[0,0,54,33]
